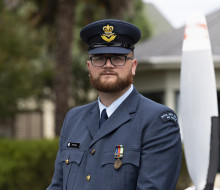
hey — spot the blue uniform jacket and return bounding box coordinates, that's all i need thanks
[47,88,182,190]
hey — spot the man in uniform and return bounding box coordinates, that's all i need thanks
[47,19,182,190]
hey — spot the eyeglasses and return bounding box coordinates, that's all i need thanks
[89,55,134,67]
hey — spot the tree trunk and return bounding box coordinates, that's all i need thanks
[54,0,76,136]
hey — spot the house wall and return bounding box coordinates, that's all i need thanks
[42,100,55,139]
[135,66,220,114]
[135,69,180,111]
[215,69,220,90]
[12,99,56,139]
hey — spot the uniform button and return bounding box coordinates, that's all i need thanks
[91,149,96,155]
[86,174,91,182]
[65,159,69,165]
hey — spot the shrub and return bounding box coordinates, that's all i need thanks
[0,138,59,190]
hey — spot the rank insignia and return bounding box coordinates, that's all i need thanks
[101,24,117,43]
[114,145,123,170]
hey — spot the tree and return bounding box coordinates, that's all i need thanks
[54,0,77,135]
[0,1,53,121]
[76,0,151,40]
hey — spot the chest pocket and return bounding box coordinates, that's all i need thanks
[100,150,140,190]
[61,149,84,190]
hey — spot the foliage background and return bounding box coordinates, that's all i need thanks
[0,1,53,120]
[0,139,58,190]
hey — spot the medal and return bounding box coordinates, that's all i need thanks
[114,158,122,169]
[114,145,124,170]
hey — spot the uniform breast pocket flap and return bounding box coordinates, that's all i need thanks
[101,149,140,167]
[61,149,84,165]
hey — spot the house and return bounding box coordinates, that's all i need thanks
[134,9,220,115]
[0,99,55,139]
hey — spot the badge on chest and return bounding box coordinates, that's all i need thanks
[114,145,124,170]
[67,142,80,149]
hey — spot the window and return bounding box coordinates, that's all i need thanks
[141,92,164,104]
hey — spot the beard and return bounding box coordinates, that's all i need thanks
[89,71,133,93]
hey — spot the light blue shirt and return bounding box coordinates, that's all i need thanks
[98,84,134,118]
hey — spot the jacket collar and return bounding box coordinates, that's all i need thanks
[86,87,140,147]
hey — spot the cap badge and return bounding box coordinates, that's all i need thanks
[101,24,117,43]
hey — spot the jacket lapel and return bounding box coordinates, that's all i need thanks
[86,102,100,139]
[89,88,140,148]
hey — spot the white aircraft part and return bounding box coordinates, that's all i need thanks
[185,186,220,190]
[180,12,218,189]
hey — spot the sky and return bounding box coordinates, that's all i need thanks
[144,0,220,28]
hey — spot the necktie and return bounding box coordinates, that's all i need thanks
[99,109,108,128]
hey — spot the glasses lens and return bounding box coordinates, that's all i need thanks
[91,57,106,67]
[111,56,126,66]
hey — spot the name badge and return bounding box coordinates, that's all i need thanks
[67,142,80,149]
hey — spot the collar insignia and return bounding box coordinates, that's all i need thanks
[101,24,117,43]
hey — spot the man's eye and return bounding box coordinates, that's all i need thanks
[112,56,123,61]
[94,57,105,61]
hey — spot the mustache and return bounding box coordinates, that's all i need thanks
[100,71,117,75]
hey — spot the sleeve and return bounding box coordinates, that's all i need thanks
[136,110,182,190]
[46,111,71,190]
[46,149,63,190]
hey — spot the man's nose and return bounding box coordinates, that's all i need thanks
[104,58,114,68]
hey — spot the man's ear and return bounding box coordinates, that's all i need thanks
[87,59,91,70]
[132,59,138,75]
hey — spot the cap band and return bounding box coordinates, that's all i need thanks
[88,42,134,51]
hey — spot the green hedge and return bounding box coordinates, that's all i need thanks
[0,138,59,190]
[0,139,191,190]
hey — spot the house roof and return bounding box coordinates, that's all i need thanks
[135,9,220,66]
